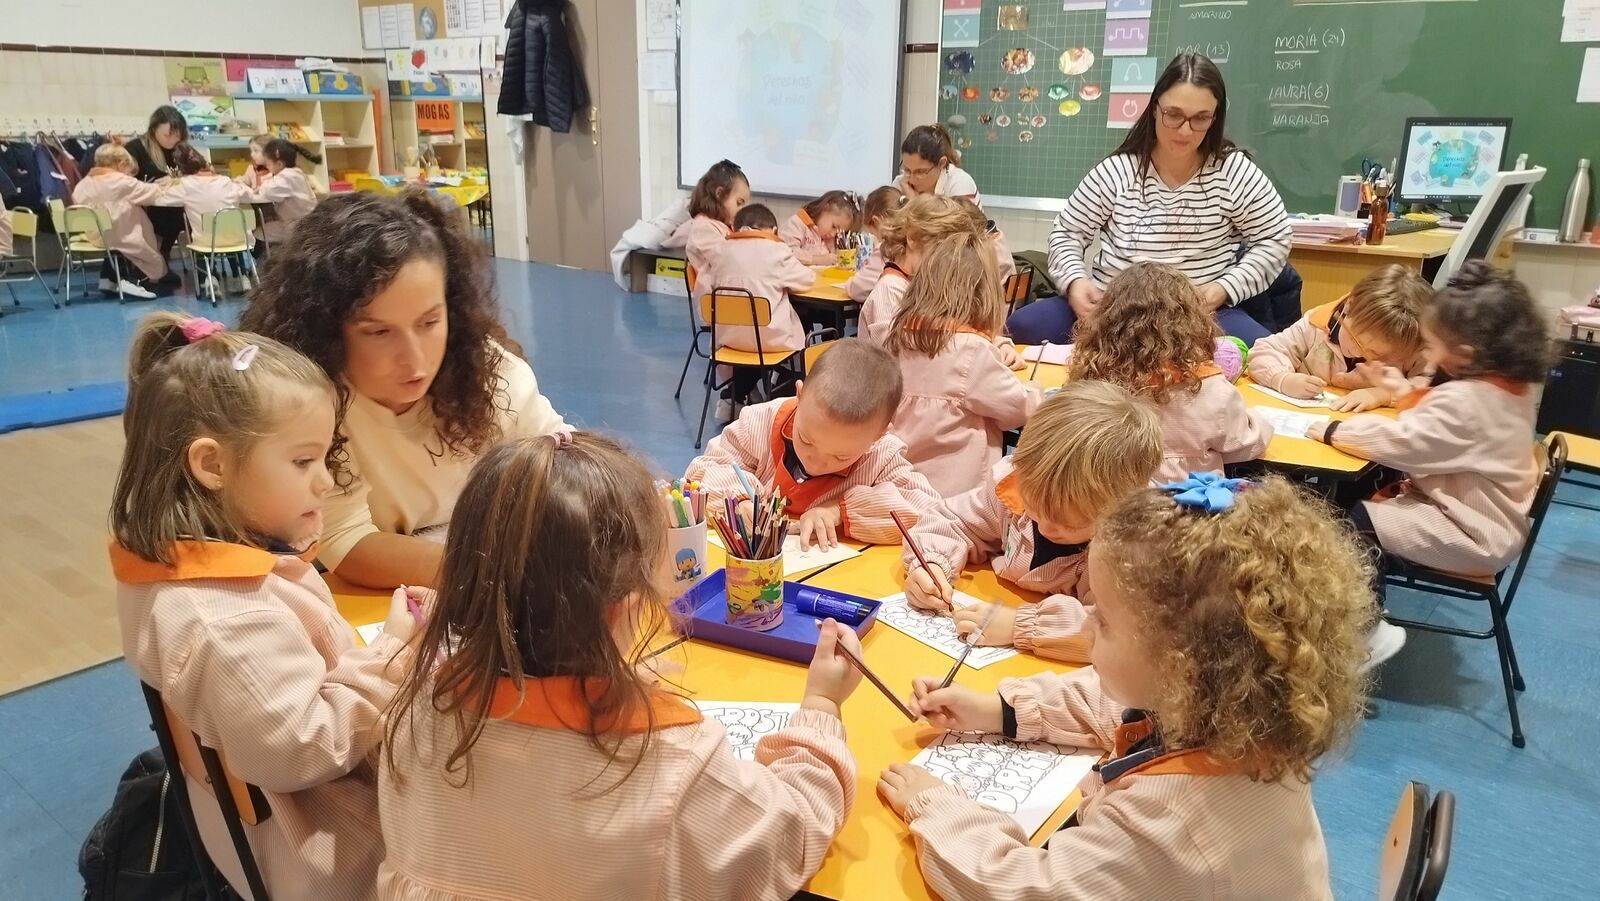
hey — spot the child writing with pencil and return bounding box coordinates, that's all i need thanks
[378,432,863,899]
[111,313,424,899]
[845,185,907,301]
[685,339,944,551]
[1070,262,1271,483]
[1311,262,1549,581]
[882,476,1373,898]
[707,203,818,356]
[779,190,860,266]
[860,195,984,345]
[71,143,173,297]
[885,231,1043,496]
[668,159,750,311]
[903,381,1162,663]
[1250,263,1434,412]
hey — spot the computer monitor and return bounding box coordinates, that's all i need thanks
[1395,117,1512,206]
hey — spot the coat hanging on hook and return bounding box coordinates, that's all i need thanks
[498,0,591,134]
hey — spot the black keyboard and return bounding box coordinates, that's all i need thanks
[1384,219,1440,236]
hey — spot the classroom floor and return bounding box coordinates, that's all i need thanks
[1,261,1596,900]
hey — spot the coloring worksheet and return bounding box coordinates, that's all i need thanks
[694,702,800,760]
[1255,407,1331,440]
[912,731,1100,838]
[1249,382,1336,408]
[355,622,384,645]
[707,532,862,576]
[874,593,1018,668]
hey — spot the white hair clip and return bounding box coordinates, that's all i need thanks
[232,344,259,371]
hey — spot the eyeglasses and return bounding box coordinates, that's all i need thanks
[1156,104,1215,133]
[900,163,938,179]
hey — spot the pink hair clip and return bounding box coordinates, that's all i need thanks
[551,429,575,449]
[231,344,259,371]
[179,317,225,343]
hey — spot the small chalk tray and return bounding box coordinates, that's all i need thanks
[670,569,881,664]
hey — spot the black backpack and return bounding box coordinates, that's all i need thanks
[79,747,220,901]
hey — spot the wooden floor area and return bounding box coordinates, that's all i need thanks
[0,418,125,696]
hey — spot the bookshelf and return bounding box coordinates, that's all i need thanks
[195,93,380,190]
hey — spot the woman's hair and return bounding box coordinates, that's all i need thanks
[802,190,862,232]
[1069,262,1219,404]
[111,313,336,564]
[1427,261,1550,383]
[902,123,959,166]
[687,159,748,222]
[1012,380,1162,524]
[883,232,1001,358]
[1095,477,1374,782]
[1110,53,1239,182]
[240,189,519,475]
[173,144,210,176]
[862,185,907,228]
[1343,263,1432,356]
[732,203,777,231]
[385,432,673,790]
[876,194,982,262]
[94,143,136,172]
[145,105,189,144]
[261,138,322,167]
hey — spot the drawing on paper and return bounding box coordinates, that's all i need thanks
[913,731,1099,837]
[875,593,1018,668]
[695,702,799,760]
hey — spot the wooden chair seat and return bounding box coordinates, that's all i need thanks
[713,346,798,367]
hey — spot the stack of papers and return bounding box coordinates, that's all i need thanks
[1289,216,1364,244]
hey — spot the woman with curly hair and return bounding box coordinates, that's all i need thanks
[881,476,1374,899]
[1069,262,1270,483]
[240,189,567,588]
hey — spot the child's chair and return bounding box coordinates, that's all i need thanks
[185,208,258,307]
[1,206,57,310]
[1378,781,1454,901]
[673,263,712,400]
[1381,433,1568,748]
[52,201,123,302]
[1003,260,1035,318]
[140,682,272,901]
[694,286,804,449]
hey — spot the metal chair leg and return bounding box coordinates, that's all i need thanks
[674,341,698,399]
[694,362,716,450]
[1485,590,1525,748]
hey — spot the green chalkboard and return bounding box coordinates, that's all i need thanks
[935,0,1599,230]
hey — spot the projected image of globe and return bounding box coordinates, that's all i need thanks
[734,23,840,165]
[1426,138,1479,187]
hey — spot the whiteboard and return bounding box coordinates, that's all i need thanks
[678,0,905,199]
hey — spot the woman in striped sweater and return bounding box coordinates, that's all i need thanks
[1006,53,1292,347]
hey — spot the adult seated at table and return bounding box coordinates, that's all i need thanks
[1006,53,1291,348]
[241,189,568,589]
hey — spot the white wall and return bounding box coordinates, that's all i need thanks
[0,0,364,57]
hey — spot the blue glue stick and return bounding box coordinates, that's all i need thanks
[795,587,871,625]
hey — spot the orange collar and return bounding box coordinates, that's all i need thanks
[1307,297,1346,333]
[995,471,1029,518]
[108,539,315,583]
[897,317,993,339]
[768,398,851,513]
[882,262,910,282]
[1395,375,1529,411]
[796,208,815,228]
[1105,717,1243,781]
[484,676,702,734]
[727,229,781,242]
[1152,361,1223,386]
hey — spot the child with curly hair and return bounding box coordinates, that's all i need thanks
[880,476,1373,898]
[1070,262,1270,482]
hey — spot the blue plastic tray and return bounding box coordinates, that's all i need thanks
[670,569,881,664]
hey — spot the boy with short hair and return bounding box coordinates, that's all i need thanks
[686,339,943,549]
[903,380,1162,663]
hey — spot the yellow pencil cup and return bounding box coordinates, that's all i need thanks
[724,553,784,631]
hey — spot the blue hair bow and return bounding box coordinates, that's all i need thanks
[1161,472,1253,513]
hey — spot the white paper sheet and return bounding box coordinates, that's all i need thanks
[444,0,465,32]
[395,3,418,44]
[1249,382,1335,408]
[1581,48,1600,103]
[875,593,1018,668]
[913,732,1099,838]
[1020,343,1072,365]
[640,51,676,91]
[464,0,485,35]
[379,5,401,48]
[1256,407,1330,440]
[707,532,862,576]
[355,622,385,645]
[361,8,384,49]
[1562,9,1600,42]
[694,701,800,760]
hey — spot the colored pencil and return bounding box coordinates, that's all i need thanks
[836,640,918,721]
[1028,341,1049,381]
[891,510,948,610]
[939,603,998,689]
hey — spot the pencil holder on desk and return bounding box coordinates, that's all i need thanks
[724,552,784,631]
[668,520,708,584]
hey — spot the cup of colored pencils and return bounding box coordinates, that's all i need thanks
[661,480,708,585]
[711,488,790,632]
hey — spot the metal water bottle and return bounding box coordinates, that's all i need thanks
[1559,159,1591,244]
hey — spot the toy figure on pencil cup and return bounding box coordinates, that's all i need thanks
[240,190,569,591]
[124,104,191,270]
[881,477,1372,899]
[377,432,863,900]
[1007,53,1293,348]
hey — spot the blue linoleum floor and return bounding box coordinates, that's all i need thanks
[1,261,1596,900]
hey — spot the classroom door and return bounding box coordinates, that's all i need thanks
[522,0,640,272]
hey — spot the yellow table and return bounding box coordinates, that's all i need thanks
[1289,231,1456,311]
[1012,353,1394,475]
[329,545,1082,901]
[792,266,859,335]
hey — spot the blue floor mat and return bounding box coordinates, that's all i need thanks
[0,382,125,434]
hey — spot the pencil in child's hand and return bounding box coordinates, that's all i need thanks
[939,603,998,689]
[835,640,918,721]
[891,510,948,610]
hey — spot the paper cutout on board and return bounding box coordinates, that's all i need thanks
[1256,408,1331,439]
[1061,0,1107,10]
[1110,57,1158,93]
[1103,17,1150,56]
[1018,85,1041,103]
[1107,0,1155,19]
[1058,47,1095,76]
[913,732,1099,838]
[1002,48,1037,75]
[875,593,1019,668]
[696,701,799,760]
[1079,84,1102,102]
[997,5,1029,31]
[1106,92,1149,128]
[943,11,980,48]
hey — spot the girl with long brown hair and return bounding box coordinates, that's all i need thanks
[378,432,863,899]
